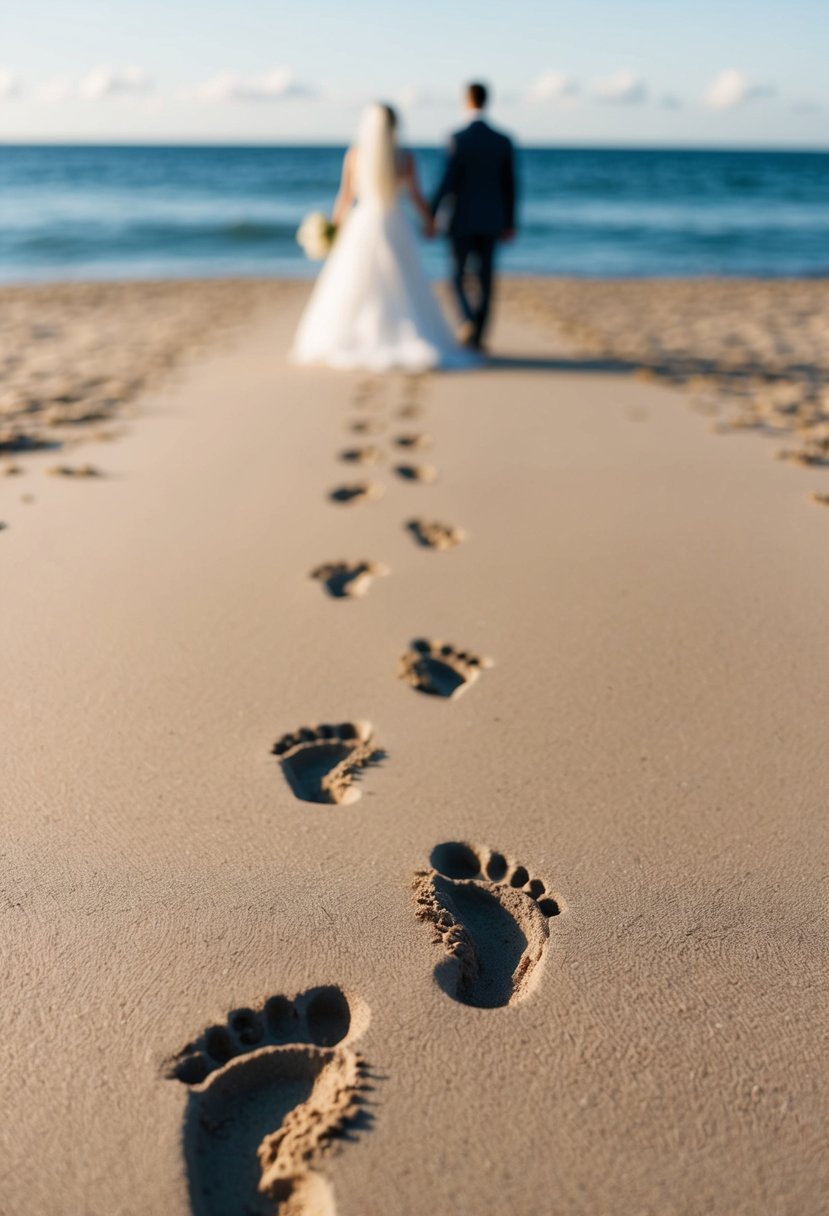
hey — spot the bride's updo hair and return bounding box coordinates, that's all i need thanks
[356,102,399,208]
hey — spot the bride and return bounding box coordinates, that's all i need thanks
[291,103,475,372]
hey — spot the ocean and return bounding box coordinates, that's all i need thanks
[0,144,827,283]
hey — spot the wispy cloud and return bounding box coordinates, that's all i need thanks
[195,68,313,103]
[36,67,152,104]
[526,70,578,104]
[0,68,21,100]
[37,77,73,104]
[703,69,773,111]
[396,86,456,109]
[593,69,647,105]
[79,66,152,100]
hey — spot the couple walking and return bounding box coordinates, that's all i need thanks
[292,82,517,372]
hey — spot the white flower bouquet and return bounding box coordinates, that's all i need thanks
[296,212,337,261]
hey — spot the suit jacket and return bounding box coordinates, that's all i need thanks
[431,118,516,239]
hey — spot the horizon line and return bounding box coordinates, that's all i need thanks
[0,138,828,154]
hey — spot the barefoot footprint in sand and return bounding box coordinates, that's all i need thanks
[328,482,384,506]
[397,403,423,420]
[406,519,466,551]
[414,841,561,1008]
[394,463,437,484]
[273,722,384,805]
[393,433,433,451]
[311,561,389,600]
[398,639,492,699]
[338,445,383,465]
[348,418,385,436]
[167,986,370,1216]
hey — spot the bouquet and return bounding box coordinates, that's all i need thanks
[296,212,337,261]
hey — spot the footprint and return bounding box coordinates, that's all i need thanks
[46,463,103,478]
[350,381,386,411]
[393,433,433,451]
[398,639,492,699]
[413,841,561,1008]
[348,419,385,436]
[397,404,423,420]
[328,482,384,506]
[166,986,370,1216]
[272,722,384,805]
[776,445,829,467]
[310,561,389,600]
[338,445,382,465]
[354,377,380,400]
[394,463,437,484]
[399,373,426,397]
[406,519,466,551]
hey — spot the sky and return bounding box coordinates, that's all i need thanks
[0,0,826,146]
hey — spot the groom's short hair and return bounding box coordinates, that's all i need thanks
[467,82,488,109]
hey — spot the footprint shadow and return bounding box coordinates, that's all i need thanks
[183,1050,320,1216]
[430,877,529,1008]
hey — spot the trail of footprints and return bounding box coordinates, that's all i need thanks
[167,374,562,1216]
[316,375,462,599]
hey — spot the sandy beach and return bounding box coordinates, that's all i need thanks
[2,279,828,1216]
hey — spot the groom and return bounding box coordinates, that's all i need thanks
[431,82,517,351]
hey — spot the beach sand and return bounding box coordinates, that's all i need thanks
[1,280,828,1216]
[0,279,286,457]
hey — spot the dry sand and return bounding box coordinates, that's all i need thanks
[1,280,828,1216]
[0,278,286,457]
[506,277,829,478]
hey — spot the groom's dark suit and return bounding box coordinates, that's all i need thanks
[431,116,516,347]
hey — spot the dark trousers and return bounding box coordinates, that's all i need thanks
[450,233,498,345]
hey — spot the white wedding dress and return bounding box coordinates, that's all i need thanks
[292,112,474,373]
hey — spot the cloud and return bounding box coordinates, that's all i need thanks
[79,66,151,100]
[593,69,647,105]
[660,93,682,110]
[196,68,313,103]
[703,69,773,111]
[38,77,73,104]
[396,87,454,109]
[0,68,20,99]
[526,70,578,104]
[36,67,151,103]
